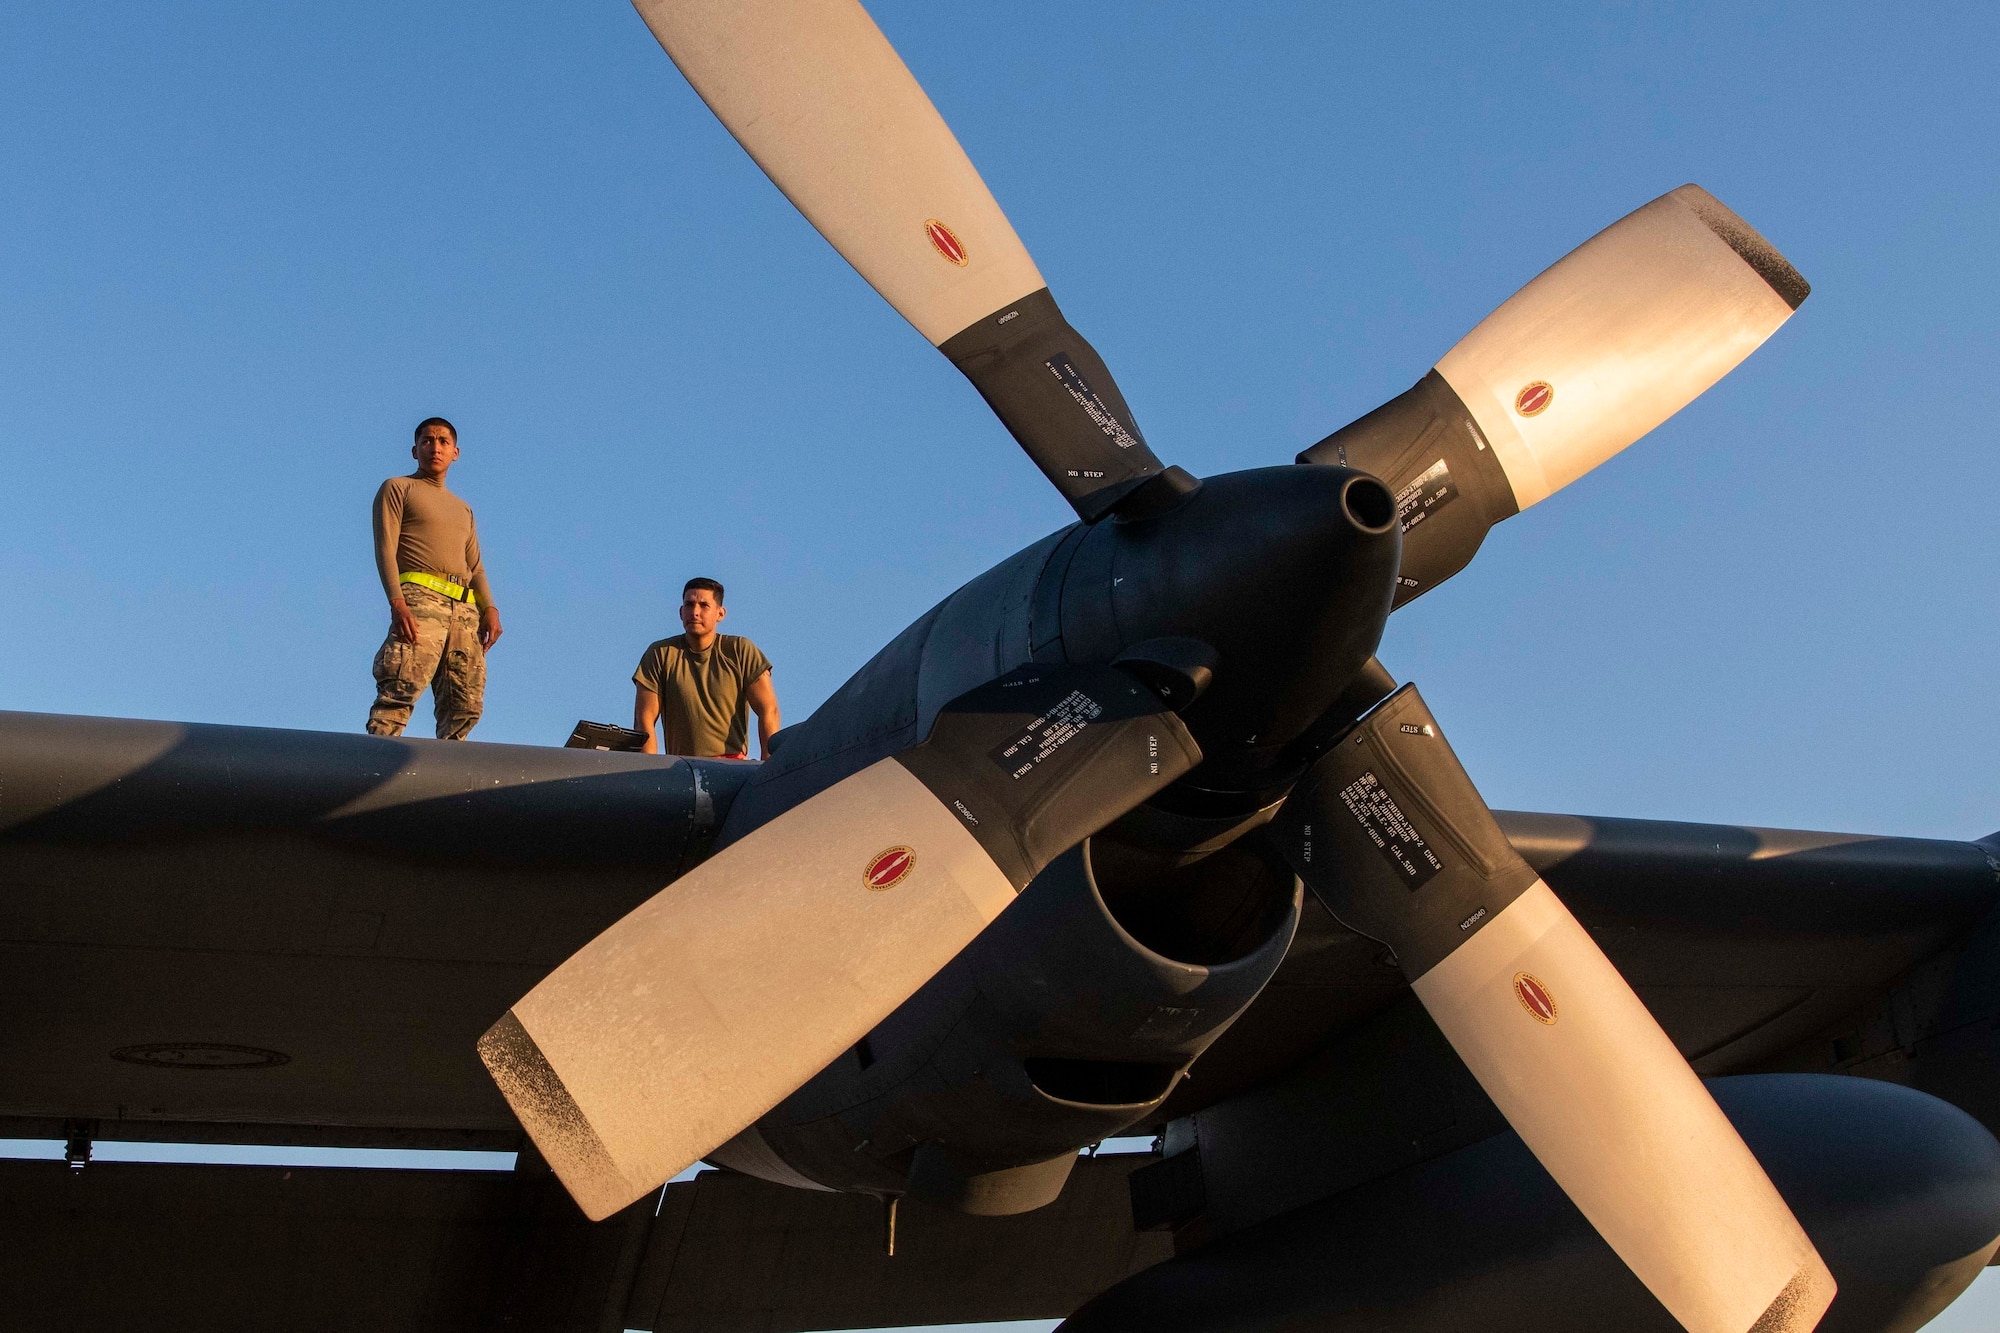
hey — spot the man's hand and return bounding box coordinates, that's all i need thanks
[479,605,504,651]
[390,598,419,645]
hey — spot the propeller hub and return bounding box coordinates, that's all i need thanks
[1044,463,1401,798]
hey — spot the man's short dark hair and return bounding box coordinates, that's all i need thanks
[683,577,725,605]
[414,416,457,443]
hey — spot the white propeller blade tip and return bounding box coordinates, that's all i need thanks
[479,1010,640,1221]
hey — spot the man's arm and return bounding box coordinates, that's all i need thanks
[464,513,502,651]
[372,482,418,645]
[744,670,780,760]
[477,604,504,651]
[633,687,663,755]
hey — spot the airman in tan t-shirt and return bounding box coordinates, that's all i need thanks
[365,418,503,740]
[633,580,779,759]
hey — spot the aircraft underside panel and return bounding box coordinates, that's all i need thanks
[0,1149,1168,1333]
[1068,1076,2000,1333]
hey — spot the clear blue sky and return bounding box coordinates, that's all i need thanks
[2,0,1996,838]
[3,2,1997,1327]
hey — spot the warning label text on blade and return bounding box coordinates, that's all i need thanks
[990,689,1104,780]
[1396,458,1459,534]
[1339,770,1443,890]
[1045,353,1144,452]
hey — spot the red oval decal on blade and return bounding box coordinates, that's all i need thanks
[925,219,968,267]
[1513,972,1559,1024]
[864,846,916,891]
[1514,381,1553,417]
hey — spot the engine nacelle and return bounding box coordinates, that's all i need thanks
[1067,1075,2000,1333]
[708,462,1399,1210]
[711,834,1300,1212]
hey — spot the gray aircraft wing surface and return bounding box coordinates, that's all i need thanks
[1,710,1995,1330]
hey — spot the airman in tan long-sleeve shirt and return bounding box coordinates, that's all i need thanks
[365,417,503,739]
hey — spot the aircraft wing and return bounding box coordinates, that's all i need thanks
[0,710,749,1144]
[1171,807,2000,1126]
[1,709,1995,1330]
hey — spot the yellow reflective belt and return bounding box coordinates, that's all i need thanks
[399,571,479,608]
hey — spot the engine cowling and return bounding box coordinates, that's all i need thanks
[711,833,1300,1212]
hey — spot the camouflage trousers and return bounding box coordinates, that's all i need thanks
[366,582,486,740]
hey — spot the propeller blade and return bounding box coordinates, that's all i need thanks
[481,662,1201,1219]
[1267,684,1835,1333]
[631,0,1169,520]
[1301,184,1809,607]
